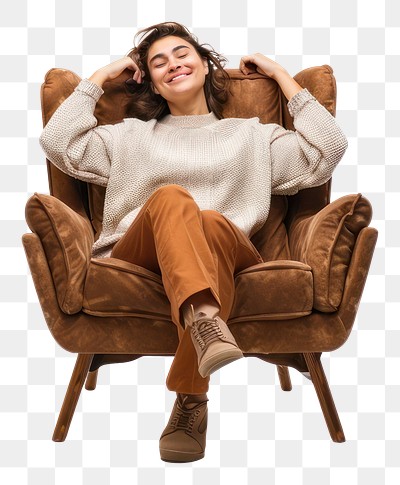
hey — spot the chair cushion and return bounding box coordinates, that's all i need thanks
[289,194,373,312]
[231,261,313,321]
[82,258,171,319]
[25,193,94,314]
[222,70,282,124]
[82,258,313,321]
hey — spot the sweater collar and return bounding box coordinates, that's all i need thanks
[159,111,218,128]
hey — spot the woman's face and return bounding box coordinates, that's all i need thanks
[147,35,209,104]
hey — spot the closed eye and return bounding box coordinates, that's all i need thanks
[149,45,190,68]
[155,54,187,68]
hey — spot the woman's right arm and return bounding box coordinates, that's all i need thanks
[39,57,143,186]
[88,56,144,88]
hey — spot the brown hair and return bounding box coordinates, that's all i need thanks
[126,22,230,120]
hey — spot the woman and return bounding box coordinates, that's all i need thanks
[40,22,347,463]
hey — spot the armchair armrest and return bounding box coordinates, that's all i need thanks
[25,193,94,314]
[288,194,372,312]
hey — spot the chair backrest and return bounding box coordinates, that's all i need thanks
[41,65,337,260]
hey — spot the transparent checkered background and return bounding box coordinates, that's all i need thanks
[0,0,398,483]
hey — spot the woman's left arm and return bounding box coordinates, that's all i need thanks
[240,54,348,194]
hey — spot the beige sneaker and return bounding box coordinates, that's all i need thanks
[188,307,243,378]
[159,394,208,463]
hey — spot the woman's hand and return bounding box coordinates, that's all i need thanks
[240,53,303,101]
[89,57,145,88]
[240,53,286,80]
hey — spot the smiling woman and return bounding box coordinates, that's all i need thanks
[144,36,210,116]
[39,20,348,464]
[124,22,230,120]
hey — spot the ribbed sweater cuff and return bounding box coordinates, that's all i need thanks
[287,88,316,117]
[75,79,104,101]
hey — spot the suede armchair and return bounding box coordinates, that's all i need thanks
[23,65,377,444]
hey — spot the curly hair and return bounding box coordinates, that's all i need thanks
[126,22,230,120]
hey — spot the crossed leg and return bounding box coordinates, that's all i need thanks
[111,184,263,394]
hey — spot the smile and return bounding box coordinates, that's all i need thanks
[168,73,190,83]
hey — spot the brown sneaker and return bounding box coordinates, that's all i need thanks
[159,394,208,463]
[189,308,243,378]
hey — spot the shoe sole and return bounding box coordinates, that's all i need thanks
[198,348,243,378]
[160,448,205,463]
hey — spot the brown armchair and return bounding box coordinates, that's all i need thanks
[23,65,377,444]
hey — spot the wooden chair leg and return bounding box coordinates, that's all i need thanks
[303,352,345,443]
[277,365,292,391]
[85,369,99,391]
[53,354,94,442]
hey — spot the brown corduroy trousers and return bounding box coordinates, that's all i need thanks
[111,184,263,394]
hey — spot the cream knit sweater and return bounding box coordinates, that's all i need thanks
[40,79,348,257]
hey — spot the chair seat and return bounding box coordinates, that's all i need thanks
[82,258,313,321]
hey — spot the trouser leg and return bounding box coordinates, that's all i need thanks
[165,209,263,393]
[111,185,263,394]
[111,185,221,332]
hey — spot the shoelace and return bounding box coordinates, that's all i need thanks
[191,317,224,350]
[170,399,202,434]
